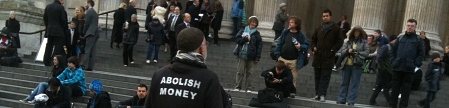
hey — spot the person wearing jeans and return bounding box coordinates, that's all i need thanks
[147,17,165,64]
[335,26,369,105]
[230,0,243,36]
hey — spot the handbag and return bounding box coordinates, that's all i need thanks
[257,88,283,103]
[232,44,242,56]
[353,54,365,67]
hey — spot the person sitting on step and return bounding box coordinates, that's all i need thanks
[260,61,296,98]
[57,56,86,98]
[87,80,112,108]
[19,55,67,103]
[0,27,21,67]
[34,78,71,108]
[117,84,148,108]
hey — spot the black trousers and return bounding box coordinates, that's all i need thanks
[264,81,296,98]
[67,45,77,59]
[419,91,436,108]
[369,66,392,104]
[314,68,332,96]
[66,83,83,97]
[168,31,177,60]
[274,30,282,41]
[199,23,210,40]
[44,36,66,66]
[213,28,219,44]
[123,43,134,65]
[390,71,414,108]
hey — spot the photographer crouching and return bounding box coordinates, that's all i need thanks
[261,61,296,98]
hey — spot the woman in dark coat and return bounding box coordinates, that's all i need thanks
[146,17,165,64]
[211,1,224,45]
[72,6,86,64]
[5,11,21,48]
[111,3,127,49]
[122,14,140,66]
[50,55,67,78]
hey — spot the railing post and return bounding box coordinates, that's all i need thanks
[105,13,108,39]
[40,32,42,44]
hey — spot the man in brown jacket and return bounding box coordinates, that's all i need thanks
[310,9,344,102]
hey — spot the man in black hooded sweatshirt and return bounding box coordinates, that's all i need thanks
[145,28,222,108]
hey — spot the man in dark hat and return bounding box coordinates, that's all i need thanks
[145,28,222,108]
[0,27,20,67]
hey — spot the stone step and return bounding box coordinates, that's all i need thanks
[0,97,86,108]
[231,97,311,108]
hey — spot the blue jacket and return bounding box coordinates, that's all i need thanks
[231,0,244,17]
[376,35,390,64]
[425,62,444,92]
[274,29,309,68]
[391,32,425,72]
[57,67,86,95]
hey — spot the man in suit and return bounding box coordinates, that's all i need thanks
[186,0,200,28]
[167,7,183,60]
[82,0,99,71]
[176,13,191,36]
[43,0,68,66]
[337,15,350,37]
[126,0,137,23]
[65,21,79,58]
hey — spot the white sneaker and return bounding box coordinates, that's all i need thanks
[130,61,135,64]
[124,65,128,67]
[146,60,150,64]
[153,60,158,63]
[398,94,401,98]
[28,100,35,104]
[246,90,252,93]
[381,89,384,92]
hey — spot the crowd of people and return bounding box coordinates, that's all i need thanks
[5,0,449,108]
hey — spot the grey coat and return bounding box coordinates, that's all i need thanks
[272,10,288,31]
[83,8,99,37]
[336,39,370,69]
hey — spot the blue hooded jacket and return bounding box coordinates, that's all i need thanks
[274,29,310,68]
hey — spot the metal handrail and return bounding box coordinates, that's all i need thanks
[18,8,147,43]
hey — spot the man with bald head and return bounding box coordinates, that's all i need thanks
[125,0,137,23]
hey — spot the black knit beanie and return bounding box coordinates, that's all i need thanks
[431,53,440,60]
[177,28,204,52]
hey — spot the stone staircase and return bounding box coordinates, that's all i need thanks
[0,31,447,108]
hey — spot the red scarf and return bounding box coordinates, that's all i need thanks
[1,37,8,46]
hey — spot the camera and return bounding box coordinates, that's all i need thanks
[265,73,274,81]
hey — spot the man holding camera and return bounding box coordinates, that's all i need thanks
[260,61,296,98]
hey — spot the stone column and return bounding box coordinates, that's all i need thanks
[401,0,445,54]
[350,0,389,35]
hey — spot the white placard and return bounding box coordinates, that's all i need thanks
[35,38,48,63]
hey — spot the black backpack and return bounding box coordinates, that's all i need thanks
[257,88,283,103]
[221,86,232,108]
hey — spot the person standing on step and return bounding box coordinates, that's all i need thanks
[72,6,86,63]
[111,3,127,49]
[65,21,79,59]
[390,19,425,108]
[232,16,263,93]
[145,28,222,108]
[335,26,369,106]
[57,56,86,98]
[211,1,224,46]
[337,15,350,37]
[272,3,288,41]
[230,0,244,37]
[165,7,183,61]
[273,16,309,93]
[418,53,444,108]
[82,0,99,71]
[198,0,213,41]
[310,9,344,102]
[369,31,393,106]
[123,14,140,67]
[5,11,21,49]
[33,78,71,108]
[43,0,68,66]
[87,80,112,108]
[118,84,148,108]
[173,13,191,60]
[186,0,201,28]
[146,16,164,64]
[126,0,138,23]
